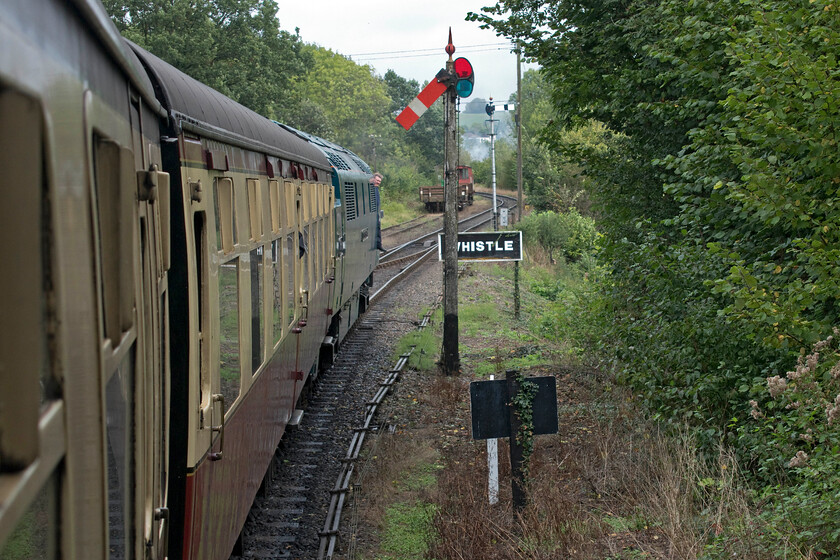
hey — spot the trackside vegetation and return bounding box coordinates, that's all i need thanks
[472,0,840,555]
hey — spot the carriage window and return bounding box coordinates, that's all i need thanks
[319,222,325,278]
[322,220,329,276]
[285,233,296,327]
[93,135,135,343]
[215,178,236,253]
[195,211,211,411]
[269,179,282,233]
[247,178,262,241]
[310,224,319,286]
[324,184,331,216]
[285,181,297,228]
[106,348,136,557]
[219,258,240,408]
[301,186,311,223]
[0,90,58,559]
[250,247,264,374]
[0,89,45,472]
[271,240,283,345]
[302,225,311,296]
[314,222,322,285]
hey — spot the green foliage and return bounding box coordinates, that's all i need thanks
[472,0,840,551]
[104,0,310,120]
[289,47,391,154]
[516,209,597,263]
[737,333,840,553]
[103,1,443,213]
[394,307,442,372]
[518,71,600,214]
[512,372,539,474]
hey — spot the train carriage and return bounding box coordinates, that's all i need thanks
[0,1,381,558]
[126,43,341,559]
[0,0,171,557]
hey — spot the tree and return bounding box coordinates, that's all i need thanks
[104,0,310,120]
[287,47,391,155]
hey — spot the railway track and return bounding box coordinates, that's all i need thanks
[231,260,442,560]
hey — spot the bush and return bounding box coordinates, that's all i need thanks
[738,332,840,555]
[516,209,597,264]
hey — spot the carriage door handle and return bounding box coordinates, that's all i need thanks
[209,394,226,461]
[153,507,169,559]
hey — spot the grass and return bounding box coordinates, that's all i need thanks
[1,491,51,560]
[381,196,426,228]
[393,307,442,372]
[1,511,37,559]
[378,501,438,560]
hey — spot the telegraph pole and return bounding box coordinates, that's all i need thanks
[516,45,523,223]
[442,30,460,375]
[515,44,523,319]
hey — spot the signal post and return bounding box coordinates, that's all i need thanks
[395,29,473,376]
[442,35,459,375]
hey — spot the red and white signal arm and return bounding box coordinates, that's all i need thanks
[396,78,447,130]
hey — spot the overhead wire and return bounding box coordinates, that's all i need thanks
[348,42,515,62]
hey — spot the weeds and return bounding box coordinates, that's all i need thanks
[353,255,822,559]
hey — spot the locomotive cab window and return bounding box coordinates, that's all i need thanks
[332,175,341,207]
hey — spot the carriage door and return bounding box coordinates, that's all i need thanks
[131,99,171,560]
[331,175,345,309]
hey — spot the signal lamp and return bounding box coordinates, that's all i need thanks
[453,57,474,98]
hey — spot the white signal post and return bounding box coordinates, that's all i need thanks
[487,99,498,231]
[488,374,499,505]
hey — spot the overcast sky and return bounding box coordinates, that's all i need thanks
[276,0,537,104]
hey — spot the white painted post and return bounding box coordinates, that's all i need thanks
[487,375,499,504]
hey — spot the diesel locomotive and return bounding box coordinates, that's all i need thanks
[0,0,379,558]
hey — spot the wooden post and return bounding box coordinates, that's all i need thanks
[442,30,460,375]
[506,369,526,510]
